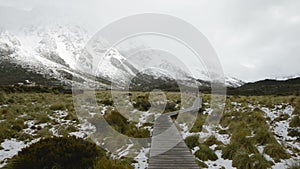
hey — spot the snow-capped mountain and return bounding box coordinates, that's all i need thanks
[0,25,110,88]
[0,24,245,89]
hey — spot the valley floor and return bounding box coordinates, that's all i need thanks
[0,91,299,168]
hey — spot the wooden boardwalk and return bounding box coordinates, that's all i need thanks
[148,98,201,169]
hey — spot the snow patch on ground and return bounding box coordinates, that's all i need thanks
[133,147,149,169]
[0,138,40,168]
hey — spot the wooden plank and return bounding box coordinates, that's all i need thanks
[148,98,201,169]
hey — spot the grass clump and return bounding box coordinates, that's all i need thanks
[49,103,66,111]
[221,142,240,160]
[274,114,290,122]
[203,136,223,147]
[293,105,300,115]
[11,119,26,132]
[232,151,271,169]
[0,91,6,104]
[194,144,218,161]
[232,151,252,169]
[104,110,149,138]
[93,157,133,169]
[185,135,200,149]
[253,126,277,145]
[288,128,300,137]
[263,143,290,162]
[196,160,208,168]
[0,121,17,142]
[290,115,300,127]
[190,113,207,132]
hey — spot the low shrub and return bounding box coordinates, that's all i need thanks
[6,136,104,169]
[93,157,133,169]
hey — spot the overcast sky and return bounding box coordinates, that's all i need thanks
[0,0,299,82]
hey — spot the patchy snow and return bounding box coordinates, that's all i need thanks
[133,147,149,169]
[0,139,25,167]
[0,138,40,168]
[136,111,152,128]
[191,146,200,154]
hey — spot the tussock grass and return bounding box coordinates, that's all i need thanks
[232,151,272,169]
[104,110,149,138]
[196,160,208,168]
[203,136,223,147]
[274,114,290,122]
[263,143,290,162]
[222,142,240,160]
[0,91,6,104]
[195,144,218,161]
[185,135,200,149]
[253,126,277,145]
[290,115,300,127]
[293,105,300,115]
[190,113,207,132]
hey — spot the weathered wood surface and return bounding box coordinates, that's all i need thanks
[148,98,201,169]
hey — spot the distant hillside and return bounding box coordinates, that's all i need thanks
[0,56,61,86]
[227,77,300,96]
